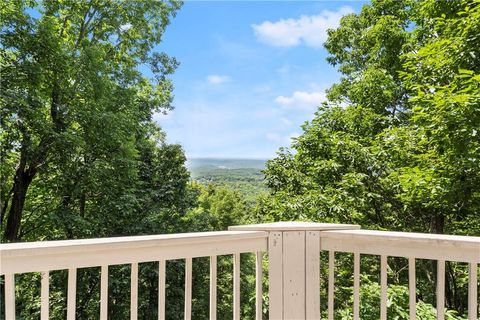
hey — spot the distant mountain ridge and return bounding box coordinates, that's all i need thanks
[187,158,268,202]
[186,158,267,171]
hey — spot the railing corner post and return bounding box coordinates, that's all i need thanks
[228,221,360,320]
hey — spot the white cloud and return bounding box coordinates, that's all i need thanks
[207,75,231,84]
[275,91,326,110]
[252,6,353,48]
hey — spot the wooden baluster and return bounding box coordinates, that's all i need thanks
[131,263,138,320]
[5,274,16,320]
[67,268,77,320]
[353,253,360,320]
[100,265,108,319]
[185,258,192,320]
[436,260,445,320]
[380,255,387,320]
[283,231,306,319]
[41,271,49,320]
[233,253,241,320]
[158,260,166,320]
[268,232,283,320]
[306,231,320,320]
[328,251,335,320]
[468,263,478,320]
[210,256,217,320]
[255,252,263,320]
[409,258,416,320]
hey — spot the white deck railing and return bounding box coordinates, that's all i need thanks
[1,221,479,320]
[320,229,479,320]
[0,230,267,320]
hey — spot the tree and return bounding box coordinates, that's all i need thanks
[260,0,479,315]
[398,0,480,236]
[0,2,201,318]
[0,0,181,241]
[260,0,414,227]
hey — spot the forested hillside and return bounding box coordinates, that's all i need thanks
[1,0,479,319]
[188,158,267,203]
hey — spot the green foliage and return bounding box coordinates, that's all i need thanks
[188,158,268,203]
[191,167,267,204]
[0,0,183,241]
[184,182,250,231]
[260,0,480,317]
[0,1,196,319]
[181,182,259,319]
[336,280,464,320]
[2,0,478,318]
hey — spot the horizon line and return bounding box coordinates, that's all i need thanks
[187,156,271,161]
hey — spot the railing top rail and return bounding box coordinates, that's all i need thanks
[229,221,360,231]
[320,229,480,263]
[0,231,268,274]
[321,229,480,244]
[0,230,267,253]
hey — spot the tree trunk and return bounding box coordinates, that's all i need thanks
[0,186,13,230]
[4,166,36,242]
[3,79,62,242]
[80,192,86,218]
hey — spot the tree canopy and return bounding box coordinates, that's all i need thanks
[262,0,480,236]
[1,0,183,242]
[259,0,479,316]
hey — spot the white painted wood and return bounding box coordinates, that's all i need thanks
[409,258,416,320]
[67,268,77,320]
[0,231,268,274]
[436,260,445,320]
[380,255,387,320]
[158,260,166,320]
[268,231,283,320]
[233,253,241,320]
[229,221,360,231]
[5,273,15,320]
[234,222,358,320]
[468,263,478,320]
[255,251,263,320]
[131,263,138,320]
[209,256,217,320]
[185,258,192,320]
[353,253,360,320]
[328,251,335,320]
[100,265,108,320]
[41,271,49,320]
[2,222,478,320]
[306,231,320,320]
[283,231,306,319]
[320,230,480,263]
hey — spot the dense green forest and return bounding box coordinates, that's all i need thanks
[1,0,479,319]
[188,159,267,203]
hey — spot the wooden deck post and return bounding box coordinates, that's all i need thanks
[229,221,360,320]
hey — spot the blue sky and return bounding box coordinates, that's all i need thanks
[155,1,366,159]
